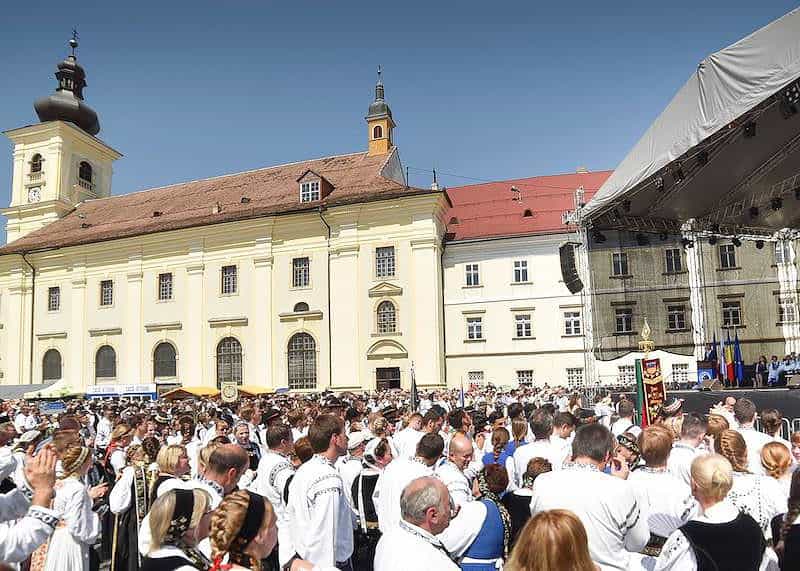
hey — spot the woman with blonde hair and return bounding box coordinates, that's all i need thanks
[653,454,771,570]
[39,444,107,571]
[714,428,784,537]
[151,445,191,501]
[105,423,135,478]
[704,414,729,452]
[196,440,223,479]
[505,509,596,571]
[141,488,212,571]
[762,441,793,496]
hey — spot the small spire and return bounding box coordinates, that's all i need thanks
[375,65,385,102]
[69,29,79,58]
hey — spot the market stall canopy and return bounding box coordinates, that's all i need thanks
[237,385,275,397]
[160,386,220,400]
[24,380,82,399]
[582,7,800,235]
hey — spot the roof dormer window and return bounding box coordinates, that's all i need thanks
[300,180,320,203]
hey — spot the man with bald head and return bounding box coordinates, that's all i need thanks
[436,431,474,507]
[374,477,459,570]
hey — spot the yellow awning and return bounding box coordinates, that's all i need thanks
[160,386,220,400]
[237,385,275,397]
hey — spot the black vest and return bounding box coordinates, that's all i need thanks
[681,512,765,571]
[140,556,194,571]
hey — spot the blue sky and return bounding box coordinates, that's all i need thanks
[0,0,797,232]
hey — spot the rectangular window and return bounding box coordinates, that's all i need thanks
[514,314,533,338]
[221,265,237,295]
[375,246,396,278]
[465,264,480,286]
[292,257,310,288]
[775,242,792,265]
[566,367,584,388]
[612,252,629,276]
[467,371,484,383]
[47,287,60,312]
[517,370,534,386]
[300,181,320,202]
[667,304,687,331]
[665,248,683,273]
[719,244,737,269]
[722,300,742,327]
[672,363,689,384]
[100,280,113,306]
[778,298,797,323]
[618,365,635,385]
[564,311,582,336]
[158,272,173,301]
[466,317,483,340]
[513,260,529,283]
[615,307,633,333]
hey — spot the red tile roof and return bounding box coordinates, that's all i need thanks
[1,149,434,254]
[444,171,612,241]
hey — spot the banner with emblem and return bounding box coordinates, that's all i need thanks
[636,357,666,427]
[220,381,239,403]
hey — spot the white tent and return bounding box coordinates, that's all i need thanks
[583,8,800,231]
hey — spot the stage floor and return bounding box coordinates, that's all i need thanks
[620,388,800,420]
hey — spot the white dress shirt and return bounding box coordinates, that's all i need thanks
[374,520,459,571]
[667,442,704,486]
[374,457,433,533]
[738,426,774,475]
[531,462,649,571]
[250,449,296,566]
[509,438,562,487]
[435,460,473,507]
[629,467,698,538]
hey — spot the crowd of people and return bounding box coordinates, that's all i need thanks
[0,385,797,570]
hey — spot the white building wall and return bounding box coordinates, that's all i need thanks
[443,234,588,388]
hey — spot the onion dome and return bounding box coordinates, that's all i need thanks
[367,66,392,120]
[34,33,100,136]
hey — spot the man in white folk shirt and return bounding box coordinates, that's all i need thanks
[250,423,295,569]
[611,400,641,439]
[374,476,459,571]
[509,408,561,487]
[286,413,354,570]
[667,413,708,486]
[550,412,577,468]
[392,412,423,460]
[375,433,444,533]
[629,425,698,558]
[733,398,772,474]
[530,423,649,571]
[337,431,368,510]
[435,432,475,507]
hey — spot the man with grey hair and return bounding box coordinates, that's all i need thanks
[374,477,459,570]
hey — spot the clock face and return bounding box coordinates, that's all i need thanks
[27,187,41,203]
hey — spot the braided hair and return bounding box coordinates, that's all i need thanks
[714,429,749,473]
[777,469,800,556]
[210,490,274,571]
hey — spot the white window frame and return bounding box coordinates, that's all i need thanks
[514,314,533,338]
[566,367,584,388]
[778,297,797,323]
[292,257,311,288]
[513,260,529,283]
[719,244,737,269]
[375,246,396,278]
[221,265,238,295]
[300,180,320,203]
[465,264,480,286]
[517,370,534,386]
[672,363,690,384]
[564,311,582,336]
[722,300,742,327]
[612,252,629,276]
[667,304,687,331]
[100,280,114,307]
[47,286,60,312]
[665,248,682,273]
[618,365,635,385]
[615,307,633,333]
[466,317,483,340]
[775,241,793,265]
[158,272,173,301]
[467,370,484,383]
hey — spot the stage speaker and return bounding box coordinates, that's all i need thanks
[698,379,723,391]
[787,375,800,389]
[559,242,584,294]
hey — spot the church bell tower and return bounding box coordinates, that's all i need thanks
[2,33,121,244]
[366,66,395,156]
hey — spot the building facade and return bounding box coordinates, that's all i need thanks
[0,48,448,393]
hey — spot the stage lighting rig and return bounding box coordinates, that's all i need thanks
[708,235,718,245]
[681,238,694,249]
[622,200,631,213]
[672,162,685,184]
[654,177,665,191]
[771,197,783,211]
[697,150,709,166]
[756,240,765,249]
[782,80,800,117]
[743,121,757,138]
[732,237,742,247]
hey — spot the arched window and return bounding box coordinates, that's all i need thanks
[288,333,316,390]
[42,349,62,381]
[78,161,93,183]
[154,342,177,379]
[377,300,397,334]
[30,154,43,173]
[373,125,383,139]
[217,337,242,387]
[95,345,116,379]
[293,302,309,312]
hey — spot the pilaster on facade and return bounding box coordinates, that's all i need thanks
[682,229,707,360]
[776,240,800,354]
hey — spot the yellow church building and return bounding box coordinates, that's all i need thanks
[0,41,448,395]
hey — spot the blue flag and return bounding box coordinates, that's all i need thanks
[734,331,745,382]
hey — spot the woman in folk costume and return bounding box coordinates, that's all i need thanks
[150,445,191,506]
[109,444,152,571]
[458,465,512,571]
[105,424,135,479]
[39,444,106,571]
[141,488,213,571]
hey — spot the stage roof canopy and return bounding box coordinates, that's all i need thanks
[583,8,800,236]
